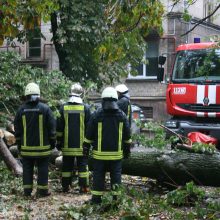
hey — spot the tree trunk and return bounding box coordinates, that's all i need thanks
[54,147,220,187]
[0,128,16,146]
[0,138,22,176]
[122,147,220,187]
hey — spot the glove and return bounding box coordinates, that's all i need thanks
[83,142,90,157]
[123,143,131,159]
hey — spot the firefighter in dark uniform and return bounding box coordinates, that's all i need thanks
[83,87,131,204]
[56,83,91,193]
[115,84,132,127]
[14,82,56,197]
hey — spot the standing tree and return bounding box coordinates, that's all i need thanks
[0,0,58,44]
[0,0,164,86]
[2,1,218,85]
[51,0,164,86]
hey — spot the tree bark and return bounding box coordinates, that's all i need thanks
[0,128,16,146]
[54,147,220,187]
[122,147,220,187]
[0,138,22,176]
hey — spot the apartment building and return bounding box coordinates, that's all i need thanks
[1,0,220,121]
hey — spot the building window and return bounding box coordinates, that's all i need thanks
[28,37,41,58]
[204,0,214,23]
[27,18,41,58]
[128,39,159,79]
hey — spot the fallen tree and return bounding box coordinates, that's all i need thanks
[0,128,16,146]
[55,147,220,187]
[0,138,22,176]
[122,147,220,187]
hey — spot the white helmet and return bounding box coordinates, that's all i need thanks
[115,84,128,93]
[25,83,40,96]
[70,83,83,96]
[101,87,118,100]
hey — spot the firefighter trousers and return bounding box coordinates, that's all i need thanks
[22,157,49,195]
[91,159,122,204]
[62,156,89,190]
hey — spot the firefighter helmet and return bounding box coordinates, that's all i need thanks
[115,84,128,93]
[25,83,40,96]
[101,87,118,100]
[70,83,83,96]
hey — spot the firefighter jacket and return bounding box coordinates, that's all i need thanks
[117,93,132,127]
[84,107,132,160]
[14,101,56,158]
[56,102,91,156]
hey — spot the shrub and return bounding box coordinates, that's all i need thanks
[0,51,72,125]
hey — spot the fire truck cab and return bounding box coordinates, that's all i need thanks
[158,42,220,140]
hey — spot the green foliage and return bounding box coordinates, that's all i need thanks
[132,121,171,149]
[52,0,164,86]
[59,185,152,219]
[53,0,105,84]
[0,160,23,195]
[196,48,220,79]
[182,10,192,22]
[0,158,220,219]
[0,51,72,124]
[0,0,58,44]
[0,161,33,218]
[132,121,218,154]
[166,182,205,206]
[2,1,165,86]
[191,142,217,154]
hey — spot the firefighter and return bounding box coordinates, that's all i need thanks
[14,82,56,197]
[83,87,132,204]
[56,83,91,193]
[115,84,132,127]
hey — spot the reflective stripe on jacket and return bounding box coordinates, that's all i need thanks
[14,101,56,157]
[56,103,91,156]
[85,108,131,160]
[117,95,132,127]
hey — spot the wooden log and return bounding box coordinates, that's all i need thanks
[6,122,15,134]
[9,145,19,158]
[0,138,22,176]
[0,128,16,146]
[54,147,220,187]
[3,129,16,146]
[122,147,220,187]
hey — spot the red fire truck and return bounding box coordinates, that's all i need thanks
[158,41,220,141]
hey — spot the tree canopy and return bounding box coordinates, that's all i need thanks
[51,0,164,86]
[0,0,58,44]
[1,0,219,86]
[0,0,164,86]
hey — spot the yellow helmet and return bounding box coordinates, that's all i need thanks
[101,87,118,100]
[25,83,40,96]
